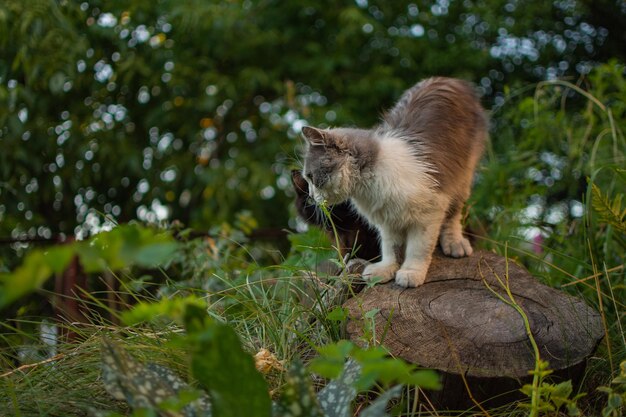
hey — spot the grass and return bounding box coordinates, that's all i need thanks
[1,67,625,415]
[0,324,177,416]
[2,207,622,416]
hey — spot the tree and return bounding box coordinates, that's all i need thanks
[1,0,624,267]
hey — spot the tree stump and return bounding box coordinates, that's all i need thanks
[343,249,604,409]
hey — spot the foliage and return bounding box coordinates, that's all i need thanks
[98,297,437,417]
[519,362,585,416]
[472,62,625,286]
[0,324,191,416]
[101,340,405,417]
[591,177,626,238]
[0,224,180,309]
[278,359,404,417]
[156,214,270,298]
[2,0,625,267]
[101,338,211,416]
[2,2,626,415]
[274,359,324,417]
[310,340,440,392]
[598,361,626,417]
[282,227,338,272]
[481,248,589,416]
[0,225,438,416]
[184,304,272,417]
[469,67,625,403]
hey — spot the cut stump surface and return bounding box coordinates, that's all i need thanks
[343,249,604,407]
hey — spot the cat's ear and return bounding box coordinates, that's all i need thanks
[301,126,327,147]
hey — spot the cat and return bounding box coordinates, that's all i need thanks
[301,77,487,287]
[291,169,380,261]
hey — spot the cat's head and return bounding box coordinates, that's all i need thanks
[301,126,377,205]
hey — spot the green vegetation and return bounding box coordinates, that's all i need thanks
[0,226,442,416]
[2,0,625,256]
[1,0,625,416]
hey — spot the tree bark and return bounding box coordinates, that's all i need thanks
[343,249,604,409]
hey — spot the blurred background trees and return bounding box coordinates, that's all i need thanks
[1,4,624,414]
[1,0,625,267]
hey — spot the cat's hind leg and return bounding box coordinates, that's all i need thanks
[362,227,400,283]
[439,201,472,258]
[396,218,442,287]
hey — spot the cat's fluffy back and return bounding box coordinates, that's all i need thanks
[378,77,487,207]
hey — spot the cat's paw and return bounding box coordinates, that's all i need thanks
[395,268,428,288]
[440,235,473,258]
[362,262,398,283]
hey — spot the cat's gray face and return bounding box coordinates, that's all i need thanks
[302,127,359,205]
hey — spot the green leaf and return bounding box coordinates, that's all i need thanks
[0,245,74,309]
[402,370,442,389]
[550,380,574,408]
[77,225,181,272]
[359,385,402,417]
[0,225,182,310]
[184,306,271,417]
[311,341,440,392]
[591,182,626,234]
[121,296,206,326]
[273,359,323,417]
[363,308,380,320]
[326,307,348,322]
[100,338,211,416]
[317,359,360,417]
[133,242,180,268]
[364,276,384,288]
[608,393,622,409]
[350,346,440,391]
[308,340,354,379]
[566,402,581,416]
[520,384,533,396]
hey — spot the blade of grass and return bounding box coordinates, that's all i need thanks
[588,239,614,374]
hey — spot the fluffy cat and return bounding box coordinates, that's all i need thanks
[291,169,380,261]
[301,77,487,287]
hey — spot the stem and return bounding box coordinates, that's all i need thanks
[318,200,345,269]
[479,245,544,417]
[588,238,613,374]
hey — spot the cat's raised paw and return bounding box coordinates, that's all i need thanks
[440,235,473,258]
[395,268,427,287]
[362,262,398,283]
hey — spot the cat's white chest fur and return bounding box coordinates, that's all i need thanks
[351,134,447,233]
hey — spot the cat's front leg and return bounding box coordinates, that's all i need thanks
[362,227,400,283]
[396,220,442,287]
